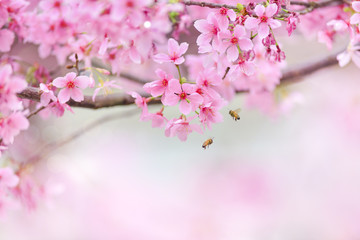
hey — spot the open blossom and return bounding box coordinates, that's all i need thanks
[244,3,281,39]
[143,108,167,128]
[163,79,203,115]
[52,72,90,103]
[153,38,189,65]
[39,83,57,106]
[199,99,225,129]
[194,13,222,53]
[128,91,149,120]
[165,117,202,141]
[40,100,73,118]
[143,69,173,101]
[215,7,237,31]
[337,41,360,68]
[195,68,222,99]
[0,112,29,145]
[92,80,122,102]
[220,25,254,62]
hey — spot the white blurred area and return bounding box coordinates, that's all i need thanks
[2,36,360,240]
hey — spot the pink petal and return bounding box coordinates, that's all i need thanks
[350,13,360,25]
[197,33,213,46]
[337,51,350,67]
[227,9,236,21]
[168,79,182,93]
[162,92,179,106]
[218,16,229,31]
[194,19,211,33]
[226,45,239,62]
[258,22,270,39]
[74,76,90,89]
[265,3,278,17]
[0,29,15,52]
[65,72,77,82]
[174,56,185,65]
[179,42,189,56]
[58,88,71,103]
[179,100,192,115]
[188,93,203,106]
[153,53,170,63]
[53,76,68,88]
[244,17,260,30]
[268,19,281,29]
[70,88,84,102]
[254,5,265,17]
[234,25,246,38]
[168,38,180,55]
[238,38,253,51]
[129,47,141,64]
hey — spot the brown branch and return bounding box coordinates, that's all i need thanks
[17,52,340,109]
[27,106,45,119]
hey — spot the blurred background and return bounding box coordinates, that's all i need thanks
[1,29,360,240]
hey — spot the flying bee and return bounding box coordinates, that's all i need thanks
[202,138,214,149]
[229,108,241,121]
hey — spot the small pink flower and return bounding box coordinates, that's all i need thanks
[143,69,173,101]
[39,83,57,106]
[40,100,73,118]
[165,117,202,141]
[195,68,222,98]
[153,38,189,65]
[0,167,19,189]
[53,72,90,103]
[199,99,225,129]
[143,108,167,128]
[221,25,254,62]
[164,79,203,115]
[194,13,222,53]
[92,80,122,102]
[244,3,281,39]
[229,57,256,76]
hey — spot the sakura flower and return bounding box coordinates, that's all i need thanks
[194,13,222,53]
[164,79,203,115]
[0,112,29,145]
[244,3,281,39]
[199,99,225,129]
[52,72,90,103]
[229,56,256,76]
[286,13,300,36]
[195,68,222,98]
[165,117,202,141]
[39,83,57,106]
[153,38,189,65]
[0,167,19,189]
[143,69,173,102]
[221,25,254,62]
[40,100,73,118]
[350,1,360,25]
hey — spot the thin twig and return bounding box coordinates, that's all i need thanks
[26,108,139,164]
[27,106,45,119]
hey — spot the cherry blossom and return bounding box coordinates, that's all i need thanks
[52,72,90,103]
[165,117,202,141]
[39,83,57,106]
[153,38,189,65]
[244,3,281,39]
[350,2,360,25]
[164,79,203,115]
[0,112,29,145]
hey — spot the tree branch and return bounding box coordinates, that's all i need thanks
[17,52,340,109]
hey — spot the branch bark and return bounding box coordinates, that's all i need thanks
[17,52,340,109]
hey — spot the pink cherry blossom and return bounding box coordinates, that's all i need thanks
[194,13,222,53]
[0,167,19,189]
[143,69,173,102]
[40,100,74,118]
[337,42,360,68]
[199,98,225,129]
[229,56,256,76]
[195,68,222,98]
[143,108,167,128]
[165,117,202,141]
[39,83,57,106]
[0,112,29,145]
[164,79,203,115]
[221,25,254,62]
[244,3,281,39]
[52,72,90,103]
[153,38,189,65]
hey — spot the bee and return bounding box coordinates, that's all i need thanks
[202,138,214,149]
[229,108,241,121]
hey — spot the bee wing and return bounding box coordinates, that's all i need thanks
[234,108,241,113]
